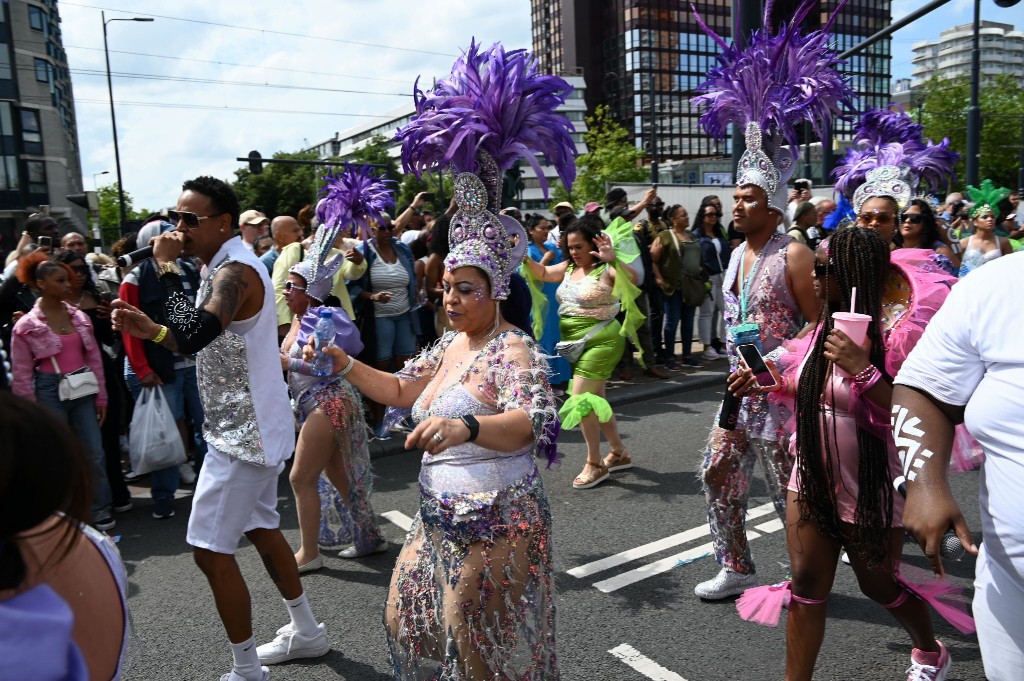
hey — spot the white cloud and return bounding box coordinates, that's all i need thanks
[60,0,532,211]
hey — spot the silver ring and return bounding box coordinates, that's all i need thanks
[432,432,444,444]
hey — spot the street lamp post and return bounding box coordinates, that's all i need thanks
[102,12,153,231]
[965,0,982,187]
[92,170,109,191]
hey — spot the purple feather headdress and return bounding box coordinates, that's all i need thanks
[833,107,959,212]
[395,39,577,199]
[690,0,854,214]
[291,163,394,303]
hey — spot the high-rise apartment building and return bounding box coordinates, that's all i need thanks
[0,0,84,250]
[531,1,892,181]
[912,21,1024,89]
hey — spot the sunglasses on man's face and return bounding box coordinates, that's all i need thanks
[283,281,306,293]
[901,213,924,224]
[167,210,225,230]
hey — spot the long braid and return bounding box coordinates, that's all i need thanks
[795,227,894,564]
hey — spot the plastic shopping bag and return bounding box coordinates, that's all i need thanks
[128,386,186,475]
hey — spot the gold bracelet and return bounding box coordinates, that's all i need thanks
[152,325,168,343]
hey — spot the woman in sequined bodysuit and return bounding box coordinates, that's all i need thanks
[279,270,384,572]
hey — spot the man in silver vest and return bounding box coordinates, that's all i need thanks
[113,176,328,681]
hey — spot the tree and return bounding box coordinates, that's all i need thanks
[349,134,402,187]
[96,182,151,245]
[919,74,1024,191]
[395,172,454,214]
[549,104,646,209]
[232,151,320,219]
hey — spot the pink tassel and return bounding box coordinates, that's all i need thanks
[736,581,792,627]
[895,566,976,635]
[950,425,985,473]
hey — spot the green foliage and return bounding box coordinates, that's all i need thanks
[349,134,402,186]
[395,172,454,214]
[919,74,1024,190]
[549,104,645,209]
[96,182,150,246]
[232,151,320,219]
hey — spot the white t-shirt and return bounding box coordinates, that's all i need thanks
[894,252,1024,587]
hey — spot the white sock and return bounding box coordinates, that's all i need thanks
[229,636,261,679]
[284,592,320,637]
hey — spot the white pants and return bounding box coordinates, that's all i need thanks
[974,543,1024,680]
[698,272,726,346]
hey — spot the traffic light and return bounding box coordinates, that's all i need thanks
[248,150,263,174]
[995,1,1021,6]
[66,191,98,212]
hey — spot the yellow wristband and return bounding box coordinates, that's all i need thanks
[152,325,168,344]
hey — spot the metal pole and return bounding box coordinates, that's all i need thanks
[838,0,952,59]
[649,73,658,184]
[1017,115,1024,192]
[822,118,834,188]
[731,0,763,177]
[802,121,813,182]
[102,12,126,231]
[966,0,982,187]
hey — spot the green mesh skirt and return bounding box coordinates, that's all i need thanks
[559,315,624,380]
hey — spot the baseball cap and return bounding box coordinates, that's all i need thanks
[239,209,269,226]
[605,187,627,208]
[584,201,601,214]
[553,201,574,213]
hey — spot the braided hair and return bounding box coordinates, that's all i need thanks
[795,227,893,564]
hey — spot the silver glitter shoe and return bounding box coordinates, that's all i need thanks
[694,567,758,600]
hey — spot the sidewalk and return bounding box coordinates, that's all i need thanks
[368,361,730,459]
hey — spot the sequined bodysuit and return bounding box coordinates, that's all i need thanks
[556,266,619,319]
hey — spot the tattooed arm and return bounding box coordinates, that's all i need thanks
[156,262,252,354]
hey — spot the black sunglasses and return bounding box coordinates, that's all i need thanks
[706,212,722,218]
[167,210,225,230]
[901,213,924,224]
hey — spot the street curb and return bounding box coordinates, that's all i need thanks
[367,367,729,460]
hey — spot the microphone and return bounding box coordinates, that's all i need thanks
[895,478,968,561]
[116,246,154,268]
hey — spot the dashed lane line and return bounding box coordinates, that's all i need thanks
[381,510,414,532]
[609,643,689,681]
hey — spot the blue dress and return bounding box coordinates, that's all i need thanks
[528,242,571,384]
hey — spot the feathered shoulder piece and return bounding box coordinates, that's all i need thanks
[833,107,959,213]
[291,164,394,303]
[967,179,1010,220]
[395,39,577,199]
[689,0,854,213]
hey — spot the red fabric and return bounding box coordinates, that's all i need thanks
[118,279,154,380]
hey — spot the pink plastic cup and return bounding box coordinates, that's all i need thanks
[831,312,872,378]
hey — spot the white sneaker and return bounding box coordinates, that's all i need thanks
[701,348,721,361]
[178,463,197,485]
[694,567,758,600]
[257,623,329,665]
[906,640,951,681]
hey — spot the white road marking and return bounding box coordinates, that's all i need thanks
[609,643,689,681]
[381,510,414,532]
[591,509,787,593]
[568,501,778,578]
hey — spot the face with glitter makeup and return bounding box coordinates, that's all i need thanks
[732,184,774,234]
[443,266,495,334]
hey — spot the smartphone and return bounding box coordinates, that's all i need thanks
[422,192,435,202]
[737,343,778,389]
[38,235,52,249]
[794,180,810,192]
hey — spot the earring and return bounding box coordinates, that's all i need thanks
[490,301,501,335]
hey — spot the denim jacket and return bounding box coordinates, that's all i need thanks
[10,300,108,406]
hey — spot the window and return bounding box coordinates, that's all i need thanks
[34,58,48,83]
[0,156,17,190]
[21,109,41,154]
[28,6,44,31]
[26,160,46,194]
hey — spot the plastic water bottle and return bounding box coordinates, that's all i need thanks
[311,309,336,377]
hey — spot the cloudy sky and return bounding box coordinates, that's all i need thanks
[60,0,1024,212]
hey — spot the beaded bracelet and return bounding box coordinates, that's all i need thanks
[337,355,356,378]
[852,364,879,385]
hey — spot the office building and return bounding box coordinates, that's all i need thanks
[302,75,588,213]
[912,21,1024,89]
[0,0,85,251]
[530,1,892,183]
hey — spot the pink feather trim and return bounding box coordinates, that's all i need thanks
[736,581,792,627]
[896,564,976,635]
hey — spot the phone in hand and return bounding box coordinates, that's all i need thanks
[736,343,778,389]
[37,235,52,249]
[422,192,435,202]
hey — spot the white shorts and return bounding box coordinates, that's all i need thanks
[186,446,285,554]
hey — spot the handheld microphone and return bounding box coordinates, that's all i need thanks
[894,477,968,560]
[116,246,154,268]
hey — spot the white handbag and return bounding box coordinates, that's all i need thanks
[51,357,100,401]
[554,318,613,363]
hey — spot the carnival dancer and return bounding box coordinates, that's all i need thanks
[958,180,1014,277]
[307,40,571,680]
[687,0,845,599]
[112,176,329,681]
[522,211,645,489]
[279,165,390,572]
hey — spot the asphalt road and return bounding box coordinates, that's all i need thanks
[117,379,984,681]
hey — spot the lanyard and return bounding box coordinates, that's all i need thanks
[738,236,771,322]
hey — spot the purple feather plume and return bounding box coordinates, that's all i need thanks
[395,39,577,196]
[833,108,959,198]
[689,0,854,152]
[315,163,395,241]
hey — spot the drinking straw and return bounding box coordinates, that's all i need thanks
[850,286,857,314]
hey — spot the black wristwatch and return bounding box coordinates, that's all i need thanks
[459,414,480,442]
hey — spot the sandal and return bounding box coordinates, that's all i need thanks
[603,449,634,472]
[572,462,610,489]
